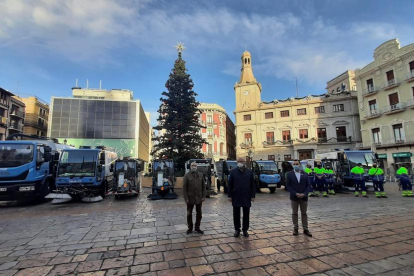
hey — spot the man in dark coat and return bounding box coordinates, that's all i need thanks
[286,159,312,237]
[183,162,206,234]
[228,157,255,237]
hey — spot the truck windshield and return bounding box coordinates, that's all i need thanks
[154,161,174,179]
[58,150,97,177]
[257,162,278,174]
[345,152,375,168]
[0,144,34,167]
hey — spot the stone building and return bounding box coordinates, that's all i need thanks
[8,96,26,136]
[0,87,14,140]
[21,96,49,137]
[234,51,361,161]
[355,38,414,172]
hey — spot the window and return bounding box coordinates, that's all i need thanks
[297,108,307,115]
[333,104,344,112]
[372,128,381,144]
[317,128,327,142]
[265,112,273,119]
[220,143,224,155]
[207,129,213,136]
[284,155,292,161]
[266,132,274,143]
[244,133,252,143]
[207,115,213,123]
[299,129,308,139]
[244,114,251,121]
[388,92,399,109]
[367,78,374,92]
[393,124,404,142]
[336,126,347,142]
[268,155,275,161]
[280,110,289,117]
[386,70,395,81]
[314,106,325,114]
[208,144,212,154]
[368,99,377,111]
[410,61,414,72]
[282,130,291,142]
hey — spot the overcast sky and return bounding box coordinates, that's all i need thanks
[1,0,414,125]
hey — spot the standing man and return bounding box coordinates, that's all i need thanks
[369,163,386,198]
[305,164,316,197]
[286,159,312,237]
[314,162,327,197]
[396,165,413,197]
[228,157,255,238]
[325,165,336,195]
[183,162,206,234]
[351,163,368,197]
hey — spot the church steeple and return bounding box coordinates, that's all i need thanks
[239,51,257,84]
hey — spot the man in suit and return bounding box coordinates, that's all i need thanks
[228,157,256,238]
[286,159,312,237]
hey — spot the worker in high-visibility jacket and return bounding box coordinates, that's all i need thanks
[396,165,413,197]
[368,163,386,198]
[325,165,336,195]
[351,163,368,197]
[305,164,317,197]
[314,162,328,197]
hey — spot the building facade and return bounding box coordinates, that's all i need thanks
[49,87,150,162]
[8,96,26,136]
[199,103,236,161]
[355,39,414,173]
[234,51,361,161]
[21,96,49,137]
[0,87,14,140]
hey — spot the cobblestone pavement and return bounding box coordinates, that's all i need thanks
[1,183,414,276]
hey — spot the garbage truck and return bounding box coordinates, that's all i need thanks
[0,134,71,202]
[46,146,117,203]
[147,159,178,200]
[185,159,217,197]
[107,157,141,198]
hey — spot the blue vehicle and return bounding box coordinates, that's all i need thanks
[48,147,117,203]
[252,160,281,193]
[0,135,67,202]
[315,150,376,188]
[215,160,237,194]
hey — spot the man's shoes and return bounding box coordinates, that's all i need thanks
[195,229,204,234]
[304,230,313,237]
[243,231,249,237]
[186,229,193,234]
[234,230,240,237]
[381,195,388,198]
[363,195,369,198]
[293,229,299,236]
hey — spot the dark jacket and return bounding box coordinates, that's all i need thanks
[183,171,206,205]
[286,170,311,202]
[228,168,255,207]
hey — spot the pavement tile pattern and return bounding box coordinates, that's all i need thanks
[1,183,414,275]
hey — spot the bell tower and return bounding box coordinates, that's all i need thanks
[234,51,262,112]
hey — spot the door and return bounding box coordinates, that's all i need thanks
[299,151,312,160]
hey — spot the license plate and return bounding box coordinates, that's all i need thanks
[19,187,33,191]
[0,188,6,192]
[268,184,277,187]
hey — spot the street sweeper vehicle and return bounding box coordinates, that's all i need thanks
[0,134,72,202]
[46,146,117,203]
[185,158,217,197]
[107,157,141,198]
[147,159,178,200]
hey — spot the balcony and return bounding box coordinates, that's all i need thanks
[0,99,9,109]
[240,141,254,149]
[383,102,406,115]
[9,123,24,132]
[358,139,414,149]
[405,70,414,82]
[10,110,25,118]
[382,78,400,90]
[364,109,381,119]
[407,99,414,109]
[362,86,379,97]
[39,113,48,119]
[0,116,7,127]
[262,140,293,147]
[318,136,352,144]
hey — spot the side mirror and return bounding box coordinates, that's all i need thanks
[110,163,114,172]
[44,146,52,153]
[99,152,105,161]
[44,152,52,162]
[54,152,60,161]
[211,164,214,169]
[186,164,190,169]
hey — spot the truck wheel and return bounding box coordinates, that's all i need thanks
[277,183,282,188]
[269,187,276,193]
[38,180,51,202]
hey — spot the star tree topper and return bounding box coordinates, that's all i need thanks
[174,42,186,53]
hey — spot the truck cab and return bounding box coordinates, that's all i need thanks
[252,160,281,193]
[185,159,217,197]
[215,160,236,194]
[0,141,55,201]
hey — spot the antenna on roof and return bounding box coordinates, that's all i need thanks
[295,77,299,98]
[75,79,78,87]
[99,80,102,90]
[86,79,89,89]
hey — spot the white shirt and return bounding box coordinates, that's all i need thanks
[295,171,301,183]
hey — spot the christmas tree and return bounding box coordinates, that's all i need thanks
[152,43,205,171]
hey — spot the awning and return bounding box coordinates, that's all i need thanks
[377,154,387,159]
[392,152,412,158]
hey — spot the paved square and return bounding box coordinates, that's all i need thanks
[1,183,414,275]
